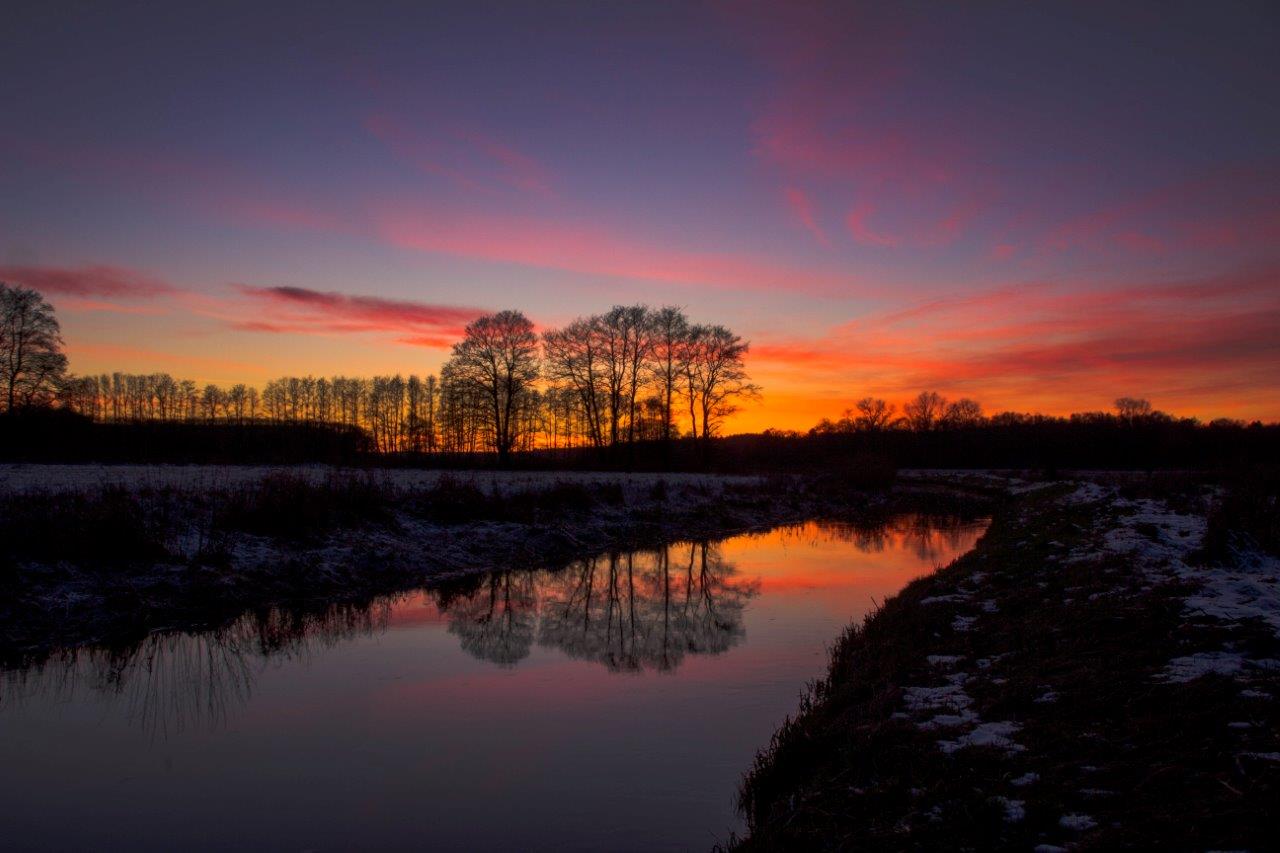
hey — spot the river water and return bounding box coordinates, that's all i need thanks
[0,515,986,851]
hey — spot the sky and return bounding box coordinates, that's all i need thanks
[2,0,1278,431]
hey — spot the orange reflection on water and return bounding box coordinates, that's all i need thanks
[723,517,984,597]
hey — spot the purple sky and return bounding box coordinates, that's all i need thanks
[2,1,1278,428]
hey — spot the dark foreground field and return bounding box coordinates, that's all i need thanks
[735,473,1280,850]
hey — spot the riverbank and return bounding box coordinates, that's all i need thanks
[0,464,976,665]
[735,473,1279,850]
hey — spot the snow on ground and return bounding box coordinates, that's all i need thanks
[1058,814,1097,831]
[1160,652,1245,683]
[994,796,1026,822]
[1058,479,1280,681]
[0,463,760,495]
[901,655,1027,756]
[938,721,1025,754]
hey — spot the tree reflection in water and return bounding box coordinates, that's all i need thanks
[0,514,982,736]
[767,514,982,564]
[443,541,758,671]
[0,599,394,739]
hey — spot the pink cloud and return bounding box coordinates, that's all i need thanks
[748,267,1280,418]
[845,203,900,247]
[783,186,828,244]
[1040,169,1280,258]
[365,113,554,197]
[0,264,176,298]
[374,205,854,295]
[58,298,170,316]
[232,285,487,347]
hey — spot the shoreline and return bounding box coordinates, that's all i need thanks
[0,466,988,665]
[734,474,1279,850]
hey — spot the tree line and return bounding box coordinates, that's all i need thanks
[808,391,1257,435]
[1,281,758,459]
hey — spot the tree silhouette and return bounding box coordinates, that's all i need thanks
[442,310,540,466]
[903,390,946,431]
[940,397,984,428]
[1115,396,1152,423]
[855,397,896,431]
[0,283,67,411]
[684,323,759,440]
[649,305,690,442]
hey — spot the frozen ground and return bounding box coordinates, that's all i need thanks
[0,463,761,495]
[743,470,1279,849]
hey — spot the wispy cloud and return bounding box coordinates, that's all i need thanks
[373,205,855,294]
[233,285,486,347]
[783,186,827,244]
[365,113,555,197]
[0,264,176,298]
[749,267,1280,418]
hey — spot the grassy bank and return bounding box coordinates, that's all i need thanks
[733,474,1279,850]
[0,466,968,665]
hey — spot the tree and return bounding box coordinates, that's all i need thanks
[903,391,946,431]
[941,397,984,428]
[854,397,896,431]
[543,317,607,448]
[0,283,67,411]
[443,310,540,465]
[683,324,758,440]
[648,306,690,442]
[1115,397,1152,422]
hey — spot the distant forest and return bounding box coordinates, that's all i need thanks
[3,281,1277,469]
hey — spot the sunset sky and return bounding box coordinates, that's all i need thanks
[2,1,1278,431]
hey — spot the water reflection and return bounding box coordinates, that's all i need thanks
[1,600,393,738]
[444,542,757,671]
[0,514,988,852]
[780,515,982,563]
[0,513,980,739]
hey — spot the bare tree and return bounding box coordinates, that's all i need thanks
[683,324,758,440]
[0,283,67,411]
[903,391,946,431]
[940,397,984,428]
[854,397,896,431]
[648,306,690,442]
[443,310,540,465]
[1114,397,1152,423]
[543,317,607,448]
[592,305,652,446]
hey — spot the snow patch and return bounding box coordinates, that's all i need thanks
[938,721,1024,754]
[993,796,1026,822]
[1059,813,1097,831]
[1160,651,1244,683]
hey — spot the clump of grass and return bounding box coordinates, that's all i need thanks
[406,477,619,525]
[0,486,174,571]
[213,471,396,540]
[648,479,668,502]
[1202,466,1280,560]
